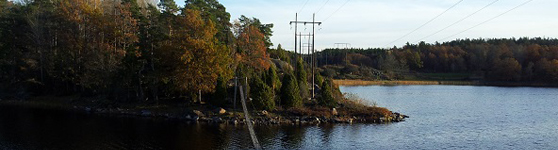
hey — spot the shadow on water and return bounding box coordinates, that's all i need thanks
[3,85,558,149]
[0,105,345,150]
[0,105,386,149]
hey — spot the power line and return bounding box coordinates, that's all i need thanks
[416,0,499,43]
[298,0,310,13]
[290,14,322,98]
[316,0,330,14]
[439,0,534,41]
[322,0,351,22]
[384,0,464,47]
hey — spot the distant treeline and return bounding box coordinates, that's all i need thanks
[0,0,339,109]
[313,38,558,83]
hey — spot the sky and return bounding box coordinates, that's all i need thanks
[176,0,557,51]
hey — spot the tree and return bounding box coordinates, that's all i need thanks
[158,0,179,14]
[295,58,309,99]
[489,58,522,81]
[163,8,231,100]
[315,73,324,88]
[250,77,275,110]
[295,58,307,83]
[319,79,336,108]
[265,65,281,93]
[47,0,138,91]
[210,75,228,106]
[235,24,270,71]
[534,58,558,82]
[184,0,232,45]
[405,49,423,70]
[280,73,302,108]
[548,59,558,82]
[271,44,291,63]
[523,62,535,81]
[237,15,273,48]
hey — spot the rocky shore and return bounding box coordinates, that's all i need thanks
[71,105,408,125]
[0,96,408,125]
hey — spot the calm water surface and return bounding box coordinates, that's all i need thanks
[1,85,558,149]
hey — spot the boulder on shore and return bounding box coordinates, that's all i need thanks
[192,110,205,117]
[261,110,268,116]
[215,108,226,115]
[332,108,338,116]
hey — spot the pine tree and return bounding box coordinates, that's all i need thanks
[280,73,302,108]
[265,65,281,93]
[319,79,336,108]
[250,77,275,110]
[295,58,309,100]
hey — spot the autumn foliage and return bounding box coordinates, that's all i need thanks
[317,38,558,83]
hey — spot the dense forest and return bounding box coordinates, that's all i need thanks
[0,0,338,110]
[314,38,558,84]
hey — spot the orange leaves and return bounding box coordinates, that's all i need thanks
[50,0,140,88]
[237,25,270,71]
[160,9,232,94]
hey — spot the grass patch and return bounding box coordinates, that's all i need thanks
[416,73,472,80]
[334,79,479,86]
[284,107,332,117]
[338,93,391,118]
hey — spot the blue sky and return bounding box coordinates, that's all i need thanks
[176,0,557,51]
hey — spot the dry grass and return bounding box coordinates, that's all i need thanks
[338,93,391,118]
[334,79,478,86]
[285,106,332,117]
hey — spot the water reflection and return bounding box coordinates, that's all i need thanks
[2,85,558,149]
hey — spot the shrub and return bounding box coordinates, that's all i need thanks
[280,73,302,108]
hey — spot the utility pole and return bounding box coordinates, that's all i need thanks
[302,43,309,61]
[233,77,237,110]
[290,13,321,99]
[312,13,316,98]
[307,32,311,64]
[334,43,351,64]
[334,43,350,49]
[299,33,313,62]
[294,13,298,69]
[299,32,302,62]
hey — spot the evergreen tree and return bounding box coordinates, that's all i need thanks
[158,0,179,14]
[295,58,309,100]
[265,65,281,93]
[319,79,336,108]
[210,76,228,107]
[295,58,307,83]
[315,73,324,88]
[184,0,232,45]
[250,77,275,110]
[280,73,302,108]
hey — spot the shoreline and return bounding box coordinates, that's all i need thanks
[334,79,557,87]
[0,96,407,126]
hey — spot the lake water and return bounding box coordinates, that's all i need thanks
[1,85,558,149]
